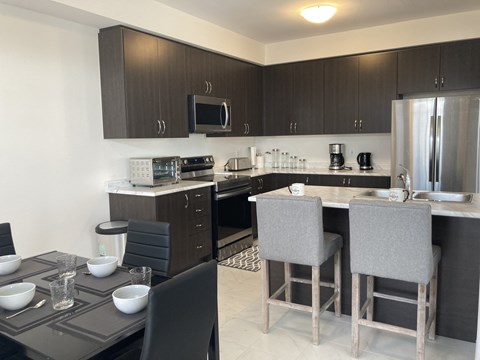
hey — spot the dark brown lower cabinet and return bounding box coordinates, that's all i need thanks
[109,186,212,276]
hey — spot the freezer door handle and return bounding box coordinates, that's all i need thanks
[429,115,435,183]
[435,115,442,184]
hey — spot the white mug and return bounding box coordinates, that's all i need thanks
[288,183,305,196]
[389,188,409,202]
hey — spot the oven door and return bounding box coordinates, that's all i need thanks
[213,186,253,260]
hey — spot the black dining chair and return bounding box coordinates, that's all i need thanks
[0,223,16,256]
[113,260,219,360]
[122,219,171,278]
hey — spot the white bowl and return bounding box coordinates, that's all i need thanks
[0,255,22,275]
[112,285,149,314]
[0,282,35,310]
[87,256,118,278]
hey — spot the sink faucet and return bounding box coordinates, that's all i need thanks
[397,165,412,198]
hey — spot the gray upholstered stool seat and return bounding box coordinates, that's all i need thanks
[349,199,441,360]
[256,194,343,345]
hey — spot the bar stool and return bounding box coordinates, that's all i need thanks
[256,194,343,345]
[349,199,441,360]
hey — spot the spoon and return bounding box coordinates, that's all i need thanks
[6,299,47,319]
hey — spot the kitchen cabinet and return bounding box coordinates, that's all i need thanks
[98,26,188,139]
[324,52,396,134]
[185,46,232,98]
[212,60,263,137]
[108,187,212,276]
[251,174,274,238]
[263,60,324,136]
[398,39,480,94]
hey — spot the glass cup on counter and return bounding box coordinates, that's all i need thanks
[272,149,280,168]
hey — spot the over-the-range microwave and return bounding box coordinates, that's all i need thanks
[129,156,180,187]
[188,95,231,133]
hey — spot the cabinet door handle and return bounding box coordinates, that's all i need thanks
[441,75,445,87]
[208,81,213,94]
[161,120,166,135]
[342,178,346,186]
[246,123,250,135]
[289,122,293,133]
[204,80,209,94]
[195,209,203,213]
[260,178,264,189]
[294,122,297,133]
[195,193,202,198]
[306,176,309,184]
[244,123,247,135]
[184,194,189,208]
[359,120,362,131]
[348,178,351,186]
[157,120,161,135]
[196,244,204,249]
[195,224,203,228]
[354,120,357,131]
[434,76,438,88]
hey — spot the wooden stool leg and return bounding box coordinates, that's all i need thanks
[367,275,374,321]
[334,250,342,317]
[416,283,427,360]
[428,265,438,340]
[312,265,320,345]
[284,262,291,302]
[261,259,270,334]
[352,273,360,358]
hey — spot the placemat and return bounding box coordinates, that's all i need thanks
[54,300,146,343]
[0,259,56,286]
[35,251,88,267]
[42,266,131,297]
[0,287,88,336]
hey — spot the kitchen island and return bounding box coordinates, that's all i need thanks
[249,186,480,342]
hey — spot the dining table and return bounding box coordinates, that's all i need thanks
[0,251,220,360]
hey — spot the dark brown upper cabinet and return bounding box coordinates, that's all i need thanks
[185,46,232,98]
[98,26,188,139]
[324,52,396,134]
[263,60,324,136]
[398,39,480,94]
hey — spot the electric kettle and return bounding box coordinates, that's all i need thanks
[357,152,373,170]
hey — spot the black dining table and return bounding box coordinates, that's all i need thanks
[0,251,220,360]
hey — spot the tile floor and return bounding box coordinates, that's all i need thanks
[217,264,475,360]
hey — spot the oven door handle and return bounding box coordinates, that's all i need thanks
[214,186,252,200]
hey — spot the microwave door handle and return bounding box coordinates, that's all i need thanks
[220,101,229,129]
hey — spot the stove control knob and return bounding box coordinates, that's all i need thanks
[183,159,188,165]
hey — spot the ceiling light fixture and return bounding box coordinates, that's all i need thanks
[301,5,337,24]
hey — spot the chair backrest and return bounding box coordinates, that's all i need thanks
[0,223,16,256]
[256,194,328,266]
[123,219,171,277]
[140,260,218,360]
[349,199,433,284]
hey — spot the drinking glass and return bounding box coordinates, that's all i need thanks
[130,267,152,287]
[56,254,77,278]
[49,278,75,310]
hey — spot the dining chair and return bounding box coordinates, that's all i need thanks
[349,199,441,360]
[0,223,16,255]
[114,260,218,360]
[122,219,171,277]
[256,194,343,345]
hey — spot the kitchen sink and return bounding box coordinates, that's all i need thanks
[411,191,473,203]
[355,189,390,199]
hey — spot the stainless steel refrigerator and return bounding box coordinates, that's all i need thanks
[391,95,480,192]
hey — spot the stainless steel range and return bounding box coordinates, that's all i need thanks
[181,155,253,261]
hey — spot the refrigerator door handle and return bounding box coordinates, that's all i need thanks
[429,115,435,183]
[435,115,442,184]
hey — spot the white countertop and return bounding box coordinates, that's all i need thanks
[220,166,390,177]
[106,180,214,197]
[248,185,480,219]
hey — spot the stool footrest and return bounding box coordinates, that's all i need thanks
[358,319,417,337]
[373,291,431,307]
[268,298,312,313]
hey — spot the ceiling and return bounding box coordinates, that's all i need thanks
[154,0,480,43]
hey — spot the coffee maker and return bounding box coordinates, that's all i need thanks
[329,143,345,170]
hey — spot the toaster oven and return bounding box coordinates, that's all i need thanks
[129,157,180,186]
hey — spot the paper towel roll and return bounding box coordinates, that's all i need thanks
[249,146,256,167]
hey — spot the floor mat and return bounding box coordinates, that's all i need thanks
[218,245,260,272]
